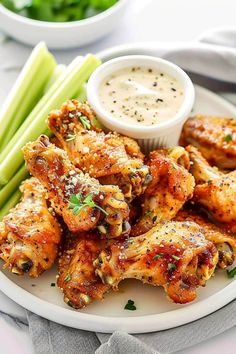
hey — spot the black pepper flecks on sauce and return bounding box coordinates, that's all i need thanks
[99,66,184,126]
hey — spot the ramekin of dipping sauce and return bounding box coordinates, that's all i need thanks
[87,55,195,151]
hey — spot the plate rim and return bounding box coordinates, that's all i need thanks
[0,265,235,333]
[0,47,236,333]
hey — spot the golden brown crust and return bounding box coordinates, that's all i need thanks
[187,145,236,234]
[95,221,218,304]
[131,147,195,236]
[57,233,110,309]
[175,208,236,269]
[0,178,62,277]
[22,135,130,238]
[48,100,151,202]
[180,115,236,169]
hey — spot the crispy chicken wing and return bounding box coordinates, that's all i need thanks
[175,208,236,269]
[187,145,236,233]
[57,232,110,309]
[180,115,236,169]
[48,100,151,202]
[22,135,130,238]
[0,178,61,277]
[95,221,218,304]
[131,147,195,236]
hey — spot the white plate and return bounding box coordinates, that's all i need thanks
[0,52,236,334]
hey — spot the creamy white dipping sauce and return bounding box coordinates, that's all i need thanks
[99,66,184,126]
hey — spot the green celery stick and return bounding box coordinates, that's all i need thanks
[0,189,21,221]
[0,57,83,166]
[0,164,28,208]
[0,42,57,149]
[0,126,50,208]
[44,64,66,92]
[0,54,101,184]
[76,83,87,102]
[0,65,65,206]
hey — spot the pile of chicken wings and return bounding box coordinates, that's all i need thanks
[1,104,236,308]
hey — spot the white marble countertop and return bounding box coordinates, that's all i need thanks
[0,0,236,353]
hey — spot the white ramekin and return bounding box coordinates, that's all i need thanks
[87,55,195,152]
[0,0,128,49]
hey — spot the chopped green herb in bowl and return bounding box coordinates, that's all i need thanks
[0,0,127,48]
[0,0,119,22]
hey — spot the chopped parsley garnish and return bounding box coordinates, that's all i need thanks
[50,282,56,287]
[227,267,236,278]
[168,263,176,270]
[79,115,91,130]
[64,274,72,282]
[68,193,108,216]
[153,254,163,261]
[172,163,177,170]
[127,238,134,244]
[66,134,76,142]
[145,210,153,217]
[124,299,136,311]
[224,134,232,141]
[172,255,180,261]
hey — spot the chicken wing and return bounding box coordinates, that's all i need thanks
[175,208,236,269]
[187,145,236,233]
[131,147,195,236]
[0,178,61,277]
[95,221,218,304]
[57,232,110,309]
[22,135,130,238]
[180,115,236,169]
[47,100,151,202]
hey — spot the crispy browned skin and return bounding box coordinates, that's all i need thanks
[57,233,110,309]
[175,208,236,269]
[48,100,151,202]
[180,115,236,169]
[187,145,236,234]
[0,178,61,277]
[22,135,130,238]
[131,147,195,236]
[95,221,218,304]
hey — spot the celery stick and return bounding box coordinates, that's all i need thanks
[76,83,87,102]
[44,128,53,137]
[0,57,83,166]
[0,190,21,221]
[0,42,57,149]
[0,127,48,207]
[44,64,66,92]
[0,54,101,184]
[0,65,64,204]
[0,164,28,208]
[1,63,65,152]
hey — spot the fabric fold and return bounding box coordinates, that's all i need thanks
[97,300,236,354]
[27,312,100,354]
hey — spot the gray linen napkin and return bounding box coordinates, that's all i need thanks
[26,298,236,354]
[96,300,236,354]
[2,28,236,354]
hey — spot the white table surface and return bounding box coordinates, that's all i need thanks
[0,0,236,353]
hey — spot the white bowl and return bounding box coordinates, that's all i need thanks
[0,0,128,49]
[87,55,195,152]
